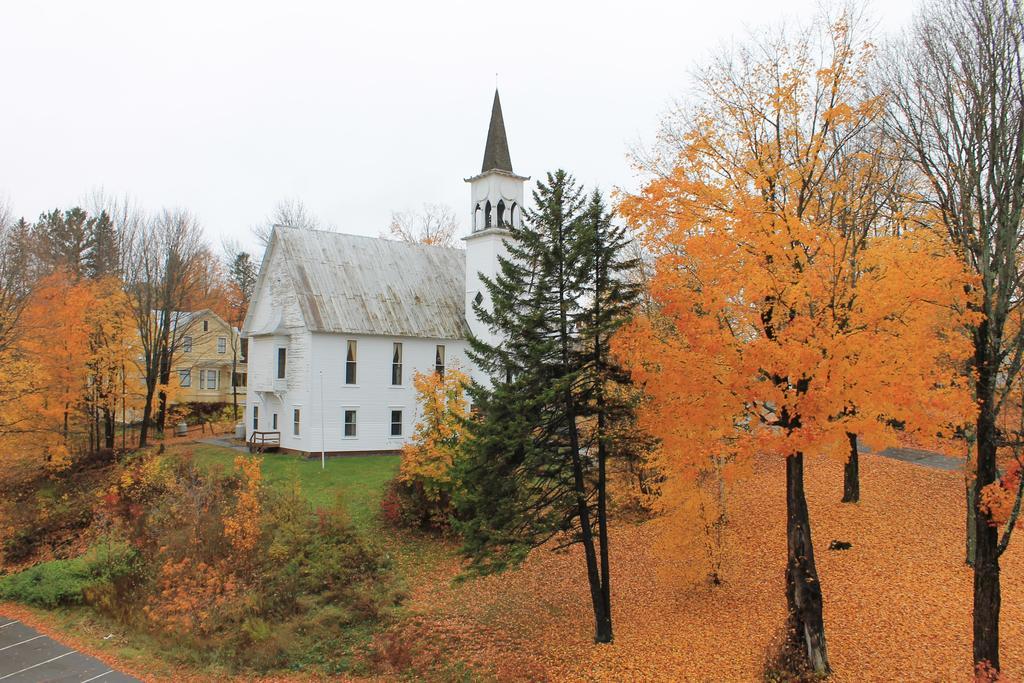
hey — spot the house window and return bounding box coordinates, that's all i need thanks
[344,409,357,437]
[252,406,259,430]
[203,319,209,332]
[232,372,247,388]
[293,408,301,436]
[178,369,192,387]
[240,338,248,361]
[183,336,192,353]
[435,345,445,376]
[217,336,227,354]
[345,340,357,384]
[201,369,219,390]
[390,409,402,437]
[277,347,287,379]
[391,342,403,385]
[272,413,278,430]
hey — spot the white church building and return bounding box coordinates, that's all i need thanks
[242,90,526,454]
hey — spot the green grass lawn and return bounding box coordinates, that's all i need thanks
[184,444,399,532]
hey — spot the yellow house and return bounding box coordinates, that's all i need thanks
[171,309,247,407]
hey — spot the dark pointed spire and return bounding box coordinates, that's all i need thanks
[481,89,513,174]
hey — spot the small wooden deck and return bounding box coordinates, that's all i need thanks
[248,431,281,453]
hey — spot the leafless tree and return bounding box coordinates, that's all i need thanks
[384,203,460,247]
[85,189,144,277]
[0,200,33,355]
[123,208,206,447]
[884,0,1024,671]
[253,198,324,245]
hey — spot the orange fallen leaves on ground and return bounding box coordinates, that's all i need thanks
[394,453,1023,681]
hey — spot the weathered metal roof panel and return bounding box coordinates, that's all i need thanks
[275,227,469,339]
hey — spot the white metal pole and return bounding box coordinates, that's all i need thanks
[320,369,326,469]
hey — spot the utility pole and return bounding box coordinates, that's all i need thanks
[320,369,326,469]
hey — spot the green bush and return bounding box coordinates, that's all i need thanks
[0,557,92,607]
[0,537,140,609]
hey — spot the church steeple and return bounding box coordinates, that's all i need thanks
[481,89,513,174]
[464,90,528,379]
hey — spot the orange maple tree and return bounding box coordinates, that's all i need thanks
[16,270,97,470]
[614,13,972,675]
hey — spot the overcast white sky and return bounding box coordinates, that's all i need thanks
[0,0,917,255]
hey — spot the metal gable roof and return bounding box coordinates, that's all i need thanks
[274,226,470,339]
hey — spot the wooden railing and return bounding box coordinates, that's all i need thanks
[248,431,281,453]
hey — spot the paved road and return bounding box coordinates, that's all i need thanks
[0,618,139,683]
[864,445,962,472]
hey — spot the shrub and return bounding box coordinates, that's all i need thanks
[2,528,40,565]
[0,537,139,608]
[387,368,470,531]
[94,450,398,672]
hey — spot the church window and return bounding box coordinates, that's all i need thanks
[510,202,518,227]
[497,200,506,226]
[391,342,403,385]
[485,201,492,228]
[344,409,357,437]
[293,408,301,436]
[474,203,482,232]
[252,405,259,430]
[474,291,484,306]
[345,340,357,384]
[277,347,287,379]
[390,409,403,437]
[435,345,445,376]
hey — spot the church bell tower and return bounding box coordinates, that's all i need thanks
[464,90,528,356]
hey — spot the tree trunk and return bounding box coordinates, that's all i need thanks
[967,477,978,567]
[973,362,1001,670]
[842,432,859,503]
[596,407,613,642]
[566,397,612,643]
[103,408,115,450]
[138,379,156,448]
[785,452,830,675]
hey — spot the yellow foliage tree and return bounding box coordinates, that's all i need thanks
[397,366,469,528]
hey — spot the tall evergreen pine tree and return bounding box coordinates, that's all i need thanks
[455,170,645,644]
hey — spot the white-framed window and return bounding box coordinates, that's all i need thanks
[390,409,403,437]
[391,342,403,385]
[435,344,445,376]
[252,405,259,430]
[217,336,227,354]
[178,369,191,387]
[201,369,219,390]
[182,336,193,353]
[277,347,287,379]
[345,340,357,384]
[293,408,301,436]
[343,409,357,438]
[232,372,247,388]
